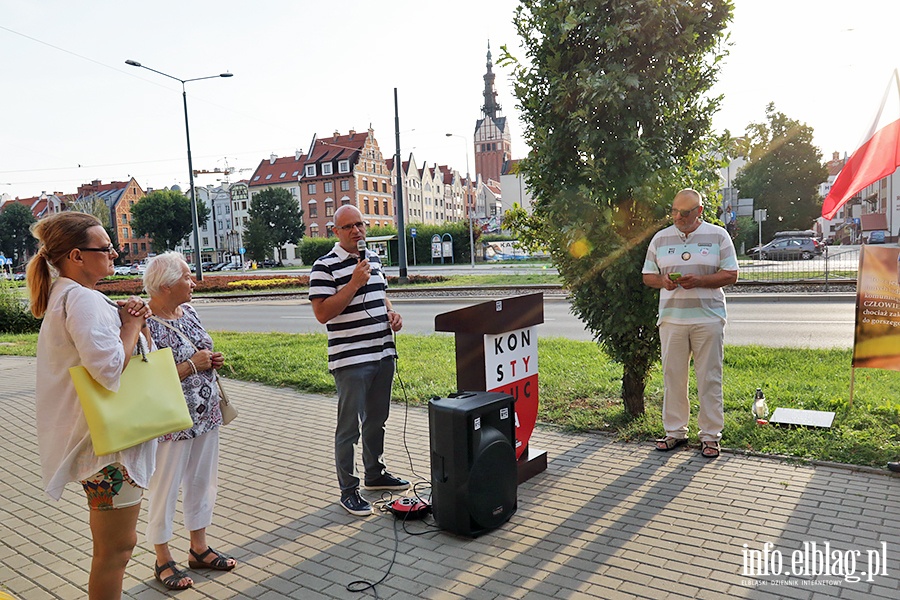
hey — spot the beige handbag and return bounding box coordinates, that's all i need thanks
[150,316,237,425]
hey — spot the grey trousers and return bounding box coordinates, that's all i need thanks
[333,358,395,494]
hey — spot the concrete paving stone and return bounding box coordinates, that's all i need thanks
[3,357,899,599]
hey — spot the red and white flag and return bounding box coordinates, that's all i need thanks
[822,70,900,220]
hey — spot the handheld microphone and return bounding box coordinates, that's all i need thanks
[357,239,367,263]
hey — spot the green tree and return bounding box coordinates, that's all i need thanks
[0,203,37,266]
[245,188,304,262]
[131,189,210,253]
[732,103,827,240]
[500,0,732,415]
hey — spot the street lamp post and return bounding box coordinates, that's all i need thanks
[125,59,232,281]
[445,133,476,268]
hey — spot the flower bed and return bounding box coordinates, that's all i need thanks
[95,273,446,295]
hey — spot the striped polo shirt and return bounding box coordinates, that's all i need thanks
[308,243,397,372]
[642,221,738,325]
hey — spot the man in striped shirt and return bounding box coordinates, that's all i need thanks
[642,189,739,459]
[309,205,409,516]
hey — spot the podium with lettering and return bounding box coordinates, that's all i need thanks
[434,292,547,483]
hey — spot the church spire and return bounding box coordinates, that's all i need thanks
[481,40,501,120]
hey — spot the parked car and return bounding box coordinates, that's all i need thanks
[221,262,243,271]
[868,230,886,244]
[746,237,822,260]
[128,262,147,275]
[113,265,131,276]
[262,259,278,268]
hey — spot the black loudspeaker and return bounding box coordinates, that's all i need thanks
[429,391,517,537]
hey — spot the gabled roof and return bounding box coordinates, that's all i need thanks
[502,159,520,176]
[437,165,455,185]
[306,130,367,170]
[75,180,133,209]
[475,115,508,133]
[249,155,306,188]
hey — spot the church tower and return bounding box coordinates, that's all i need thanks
[474,41,512,189]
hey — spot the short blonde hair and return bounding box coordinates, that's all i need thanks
[143,252,188,297]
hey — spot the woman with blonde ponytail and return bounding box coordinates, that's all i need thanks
[27,211,157,600]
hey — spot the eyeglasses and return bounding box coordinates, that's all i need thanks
[671,206,700,218]
[337,221,366,231]
[78,244,116,255]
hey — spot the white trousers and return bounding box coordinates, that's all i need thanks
[659,320,725,442]
[145,429,219,545]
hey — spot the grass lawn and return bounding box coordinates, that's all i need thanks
[6,331,896,467]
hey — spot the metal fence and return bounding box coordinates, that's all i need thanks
[737,245,861,288]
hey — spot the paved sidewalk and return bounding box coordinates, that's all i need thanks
[1,355,897,599]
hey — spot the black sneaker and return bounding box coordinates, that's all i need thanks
[364,472,410,491]
[339,490,373,516]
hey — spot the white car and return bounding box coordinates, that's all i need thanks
[113,265,131,275]
[127,263,147,275]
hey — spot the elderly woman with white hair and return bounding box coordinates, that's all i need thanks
[142,251,235,591]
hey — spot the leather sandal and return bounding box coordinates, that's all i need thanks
[189,546,236,571]
[700,440,721,458]
[154,560,192,590]
[655,437,688,452]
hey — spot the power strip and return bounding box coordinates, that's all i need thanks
[386,497,431,520]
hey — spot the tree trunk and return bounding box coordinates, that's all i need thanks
[622,364,647,416]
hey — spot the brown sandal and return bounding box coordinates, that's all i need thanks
[700,440,720,458]
[655,437,688,452]
[189,546,236,571]
[154,560,193,590]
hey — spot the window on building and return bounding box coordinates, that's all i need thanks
[279,172,286,178]
[362,179,369,191]
[121,214,127,224]
[242,201,247,210]
[339,160,350,173]
[265,174,272,180]
[341,180,350,191]
[292,170,299,177]
[325,200,334,217]
[122,227,128,239]
[382,182,387,193]
[342,197,350,205]
[322,163,333,175]
[308,183,317,194]
[308,200,317,218]
[364,198,370,213]
[324,181,333,193]
[305,165,316,177]
[374,200,379,215]
[383,200,389,214]
[132,243,139,253]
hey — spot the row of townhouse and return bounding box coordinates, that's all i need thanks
[176,124,534,266]
[0,178,154,265]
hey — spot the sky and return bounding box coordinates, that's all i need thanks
[2,0,900,201]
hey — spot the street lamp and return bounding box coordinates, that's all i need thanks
[445,133,476,268]
[125,59,233,281]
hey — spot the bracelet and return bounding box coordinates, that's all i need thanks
[387,309,396,314]
[186,359,198,375]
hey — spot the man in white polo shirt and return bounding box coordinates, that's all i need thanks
[642,189,739,458]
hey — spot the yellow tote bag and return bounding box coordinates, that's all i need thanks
[69,346,192,456]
